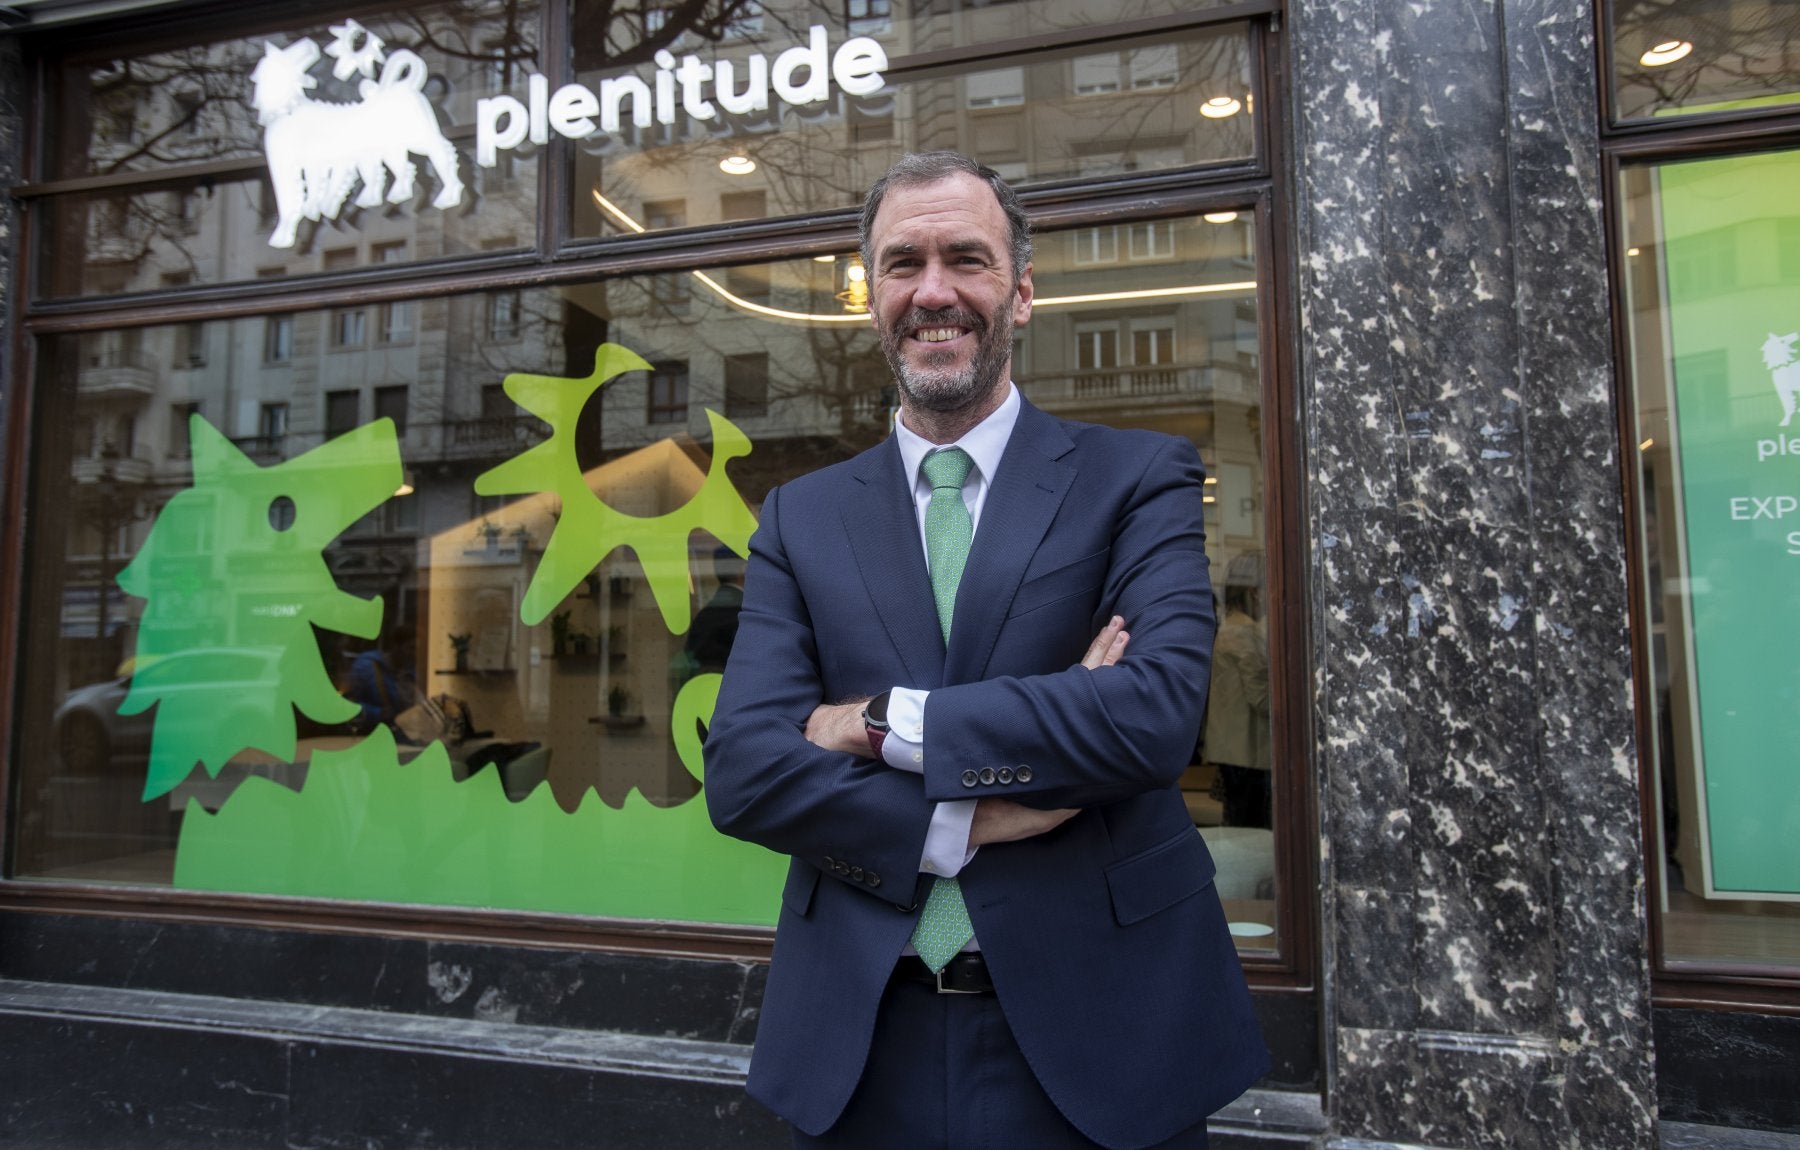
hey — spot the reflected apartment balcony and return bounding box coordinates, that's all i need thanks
[229,435,287,460]
[1024,364,1260,413]
[78,348,157,400]
[441,415,550,461]
[72,452,154,485]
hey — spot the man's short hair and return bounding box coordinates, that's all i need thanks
[859,151,1032,283]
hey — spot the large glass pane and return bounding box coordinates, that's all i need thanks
[1620,151,1800,972]
[1611,0,1800,121]
[568,19,1255,235]
[15,214,1272,945]
[50,1,539,179]
[39,1,541,293]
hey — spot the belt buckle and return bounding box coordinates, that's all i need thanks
[934,961,983,995]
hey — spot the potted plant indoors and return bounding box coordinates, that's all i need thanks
[606,680,633,718]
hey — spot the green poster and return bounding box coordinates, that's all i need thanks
[1659,150,1800,898]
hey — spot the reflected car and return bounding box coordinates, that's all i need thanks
[52,647,286,776]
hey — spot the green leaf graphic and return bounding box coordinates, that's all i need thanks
[475,345,759,632]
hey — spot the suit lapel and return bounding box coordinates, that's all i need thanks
[947,401,1076,685]
[843,437,945,687]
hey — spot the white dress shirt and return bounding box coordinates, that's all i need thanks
[882,384,1022,879]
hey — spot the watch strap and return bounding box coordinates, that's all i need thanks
[862,691,891,759]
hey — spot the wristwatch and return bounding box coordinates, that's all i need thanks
[862,690,892,758]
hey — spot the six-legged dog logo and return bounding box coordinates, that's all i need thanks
[251,19,465,249]
[1761,332,1800,428]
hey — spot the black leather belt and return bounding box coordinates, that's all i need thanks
[892,952,995,995]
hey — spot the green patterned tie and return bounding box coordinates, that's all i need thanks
[910,447,976,972]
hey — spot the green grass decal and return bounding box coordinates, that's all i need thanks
[175,715,784,924]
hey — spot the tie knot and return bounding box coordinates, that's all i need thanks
[921,447,973,493]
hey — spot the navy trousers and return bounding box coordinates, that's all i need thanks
[792,975,1209,1150]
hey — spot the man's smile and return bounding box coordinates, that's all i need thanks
[896,309,983,349]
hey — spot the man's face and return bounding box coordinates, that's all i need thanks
[866,172,1034,416]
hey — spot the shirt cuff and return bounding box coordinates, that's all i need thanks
[919,799,978,877]
[881,686,928,773]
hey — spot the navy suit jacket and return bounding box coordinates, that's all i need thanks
[706,397,1268,1149]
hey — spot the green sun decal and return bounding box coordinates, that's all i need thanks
[117,417,403,799]
[475,344,758,632]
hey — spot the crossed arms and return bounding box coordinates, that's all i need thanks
[800,616,1130,847]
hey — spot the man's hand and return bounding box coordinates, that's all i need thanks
[967,618,1125,845]
[1081,615,1129,669]
[803,618,1128,761]
[969,798,1079,846]
[804,697,874,758]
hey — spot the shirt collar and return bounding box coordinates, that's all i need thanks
[893,383,1021,491]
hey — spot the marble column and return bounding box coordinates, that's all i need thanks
[1288,2,1657,1147]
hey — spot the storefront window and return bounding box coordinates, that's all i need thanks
[1610,0,1800,121]
[38,1,541,296]
[48,1,540,180]
[1620,150,1800,973]
[14,212,1277,947]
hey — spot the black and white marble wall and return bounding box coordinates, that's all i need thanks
[1288,1,1656,1146]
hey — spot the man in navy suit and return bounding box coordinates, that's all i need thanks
[706,151,1267,1149]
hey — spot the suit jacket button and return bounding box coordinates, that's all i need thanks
[851,866,864,881]
[961,769,979,788]
[978,767,997,785]
[997,767,1015,784]
[867,872,881,888]
[834,860,850,876]
[1016,765,1033,783]
[822,855,835,870]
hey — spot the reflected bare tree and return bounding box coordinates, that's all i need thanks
[1612,0,1800,118]
[574,0,773,71]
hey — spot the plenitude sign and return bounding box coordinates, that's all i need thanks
[475,26,888,166]
[252,19,885,247]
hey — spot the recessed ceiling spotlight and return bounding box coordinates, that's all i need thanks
[814,254,837,262]
[1200,96,1243,119]
[1640,39,1693,67]
[1203,211,1239,224]
[719,155,757,175]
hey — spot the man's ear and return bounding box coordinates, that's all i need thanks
[1013,263,1034,326]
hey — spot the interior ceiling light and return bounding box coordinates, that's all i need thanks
[1627,247,1642,257]
[593,189,647,234]
[1203,211,1239,224]
[719,154,757,175]
[1034,282,1257,308]
[1200,96,1242,119]
[814,254,838,262]
[1640,39,1693,67]
[592,190,1254,323]
[835,261,870,312]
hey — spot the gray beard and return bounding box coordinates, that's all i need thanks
[883,306,1014,415]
